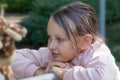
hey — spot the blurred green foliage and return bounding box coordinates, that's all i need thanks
[106,0,120,22]
[0,0,34,13]
[106,23,120,61]
[0,3,8,9]
[1,0,120,50]
[20,0,99,48]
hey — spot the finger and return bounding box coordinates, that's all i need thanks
[45,62,52,73]
[45,61,66,73]
[50,61,66,68]
[64,63,73,68]
[51,66,59,72]
[45,62,59,73]
[50,66,64,79]
[45,65,50,73]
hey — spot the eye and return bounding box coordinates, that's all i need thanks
[56,37,65,43]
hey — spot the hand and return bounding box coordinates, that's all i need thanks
[45,61,69,79]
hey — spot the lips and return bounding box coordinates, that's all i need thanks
[52,53,59,58]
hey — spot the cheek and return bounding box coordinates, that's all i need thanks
[47,40,51,49]
[59,43,76,61]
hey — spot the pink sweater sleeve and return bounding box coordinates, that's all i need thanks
[12,47,52,78]
[63,44,120,80]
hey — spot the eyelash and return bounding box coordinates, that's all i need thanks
[48,36,65,43]
[56,38,64,43]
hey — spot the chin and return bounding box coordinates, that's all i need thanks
[53,58,68,62]
[53,58,62,62]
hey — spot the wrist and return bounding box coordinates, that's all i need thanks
[33,68,45,76]
[60,68,68,79]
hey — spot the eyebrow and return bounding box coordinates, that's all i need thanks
[48,33,67,38]
[57,34,67,37]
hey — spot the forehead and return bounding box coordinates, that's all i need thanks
[47,17,66,36]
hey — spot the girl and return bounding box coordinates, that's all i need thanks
[12,1,120,80]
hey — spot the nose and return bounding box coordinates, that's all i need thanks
[48,40,57,50]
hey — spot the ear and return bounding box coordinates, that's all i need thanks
[83,34,94,44]
[77,34,94,51]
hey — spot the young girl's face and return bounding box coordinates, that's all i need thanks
[47,18,88,62]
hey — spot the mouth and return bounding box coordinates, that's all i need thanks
[52,53,59,58]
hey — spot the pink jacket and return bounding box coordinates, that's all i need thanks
[12,41,120,80]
